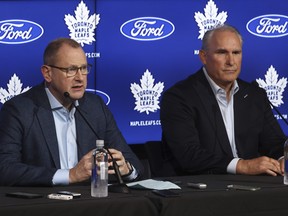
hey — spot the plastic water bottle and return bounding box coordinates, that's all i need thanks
[91,140,108,197]
[284,139,288,185]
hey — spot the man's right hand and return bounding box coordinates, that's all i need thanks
[236,156,282,176]
[69,150,94,184]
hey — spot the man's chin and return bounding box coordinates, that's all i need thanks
[69,91,85,100]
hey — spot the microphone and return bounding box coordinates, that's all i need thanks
[251,81,288,126]
[64,92,130,193]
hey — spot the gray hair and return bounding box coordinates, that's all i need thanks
[201,24,243,50]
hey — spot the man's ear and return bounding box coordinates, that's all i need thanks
[41,65,52,82]
[199,49,207,65]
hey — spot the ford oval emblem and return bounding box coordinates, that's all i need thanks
[120,17,175,41]
[0,19,44,44]
[86,89,110,105]
[246,14,288,38]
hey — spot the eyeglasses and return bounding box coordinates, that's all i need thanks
[48,64,92,77]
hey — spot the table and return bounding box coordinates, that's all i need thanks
[150,174,288,216]
[0,185,158,216]
[1,175,288,216]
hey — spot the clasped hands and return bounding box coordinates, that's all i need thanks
[69,148,131,184]
[236,156,284,176]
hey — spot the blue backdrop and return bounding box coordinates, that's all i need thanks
[0,0,287,144]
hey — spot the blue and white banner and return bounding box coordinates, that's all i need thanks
[0,0,287,144]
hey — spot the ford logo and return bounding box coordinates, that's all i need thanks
[86,89,111,105]
[120,17,175,41]
[0,19,44,44]
[246,14,288,38]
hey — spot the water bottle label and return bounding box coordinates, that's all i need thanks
[285,160,288,172]
[100,162,106,180]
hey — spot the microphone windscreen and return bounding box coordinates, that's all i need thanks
[64,92,70,98]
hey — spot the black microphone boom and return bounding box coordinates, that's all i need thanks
[64,92,130,194]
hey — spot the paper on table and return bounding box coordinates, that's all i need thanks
[127,179,181,190]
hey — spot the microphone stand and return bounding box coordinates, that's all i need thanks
[64,92,130,194]
[106,148,131,194]
[268,100,288,127]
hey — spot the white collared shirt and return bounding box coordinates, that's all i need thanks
[45,88,138,184]
[45,88,78,185]
[203,67,240,174]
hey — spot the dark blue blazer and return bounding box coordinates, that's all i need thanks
[0,83,143,186]
[160,69,286,175]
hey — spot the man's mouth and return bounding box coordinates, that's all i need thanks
[72,85,83,90]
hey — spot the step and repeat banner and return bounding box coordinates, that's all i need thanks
[0,0,287,144]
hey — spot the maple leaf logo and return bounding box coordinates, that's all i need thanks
[0,74,31,104]
[194,0,228,40]
[256,65,287,107]
[130,69,164,114]
[64,0,100,46]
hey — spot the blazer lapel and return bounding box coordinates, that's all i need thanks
[74,99,97,160]
[33,84,60,168]
[75,111,90,159]
[193,70,233,157]
[233,81,250,158]
[36,108,60,168]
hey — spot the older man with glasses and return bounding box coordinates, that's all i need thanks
[0,38,143,186]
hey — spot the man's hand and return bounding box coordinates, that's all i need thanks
[69,150,94,184]
[107,148,130,176]
[236,156,282,176]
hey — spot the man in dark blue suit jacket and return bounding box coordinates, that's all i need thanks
[160,24,287,177]
[0,38,143,186]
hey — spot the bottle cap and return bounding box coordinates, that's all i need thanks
[96,140,104,147]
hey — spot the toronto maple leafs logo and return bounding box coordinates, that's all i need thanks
[130,69,164,114]
[65,0,100,46]
[256,65,287,107]
[0,74,31,104]
[194,0,228,40]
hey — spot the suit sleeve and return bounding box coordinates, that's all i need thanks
[254,87,286,158]
[0,98,56,186]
